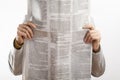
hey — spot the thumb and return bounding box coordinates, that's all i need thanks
[16,36,24,44]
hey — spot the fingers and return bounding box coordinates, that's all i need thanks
[82,24,95,30]
[84,31,91,43]
[18,24,33,39]
[83,24,101,52]
[17,21,36,44]
[17,29,27,39]
[84,30,101,43]
[24,21,36,28]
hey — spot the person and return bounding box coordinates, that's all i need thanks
[8,0,105,80]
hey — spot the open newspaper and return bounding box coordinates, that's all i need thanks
[23,0,92,80]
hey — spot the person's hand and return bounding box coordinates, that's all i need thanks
[15,21,36,45]
[83,24,101,53]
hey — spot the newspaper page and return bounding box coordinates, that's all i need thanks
[23,0,92,80]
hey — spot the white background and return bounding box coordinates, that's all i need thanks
[0,0,120,80]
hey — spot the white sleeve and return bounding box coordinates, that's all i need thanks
[91,49,106,77]
[8,47,23,75]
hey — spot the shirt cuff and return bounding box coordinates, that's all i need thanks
[13,38,23,50]
[92,48,102,56]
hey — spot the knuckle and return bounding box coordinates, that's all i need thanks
[25,26,30,31]
[26,26,29,29]
[28,26,32,31]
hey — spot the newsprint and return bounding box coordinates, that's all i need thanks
[23,0,92,80]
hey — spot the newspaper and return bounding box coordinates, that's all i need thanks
[23,0,92,80]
